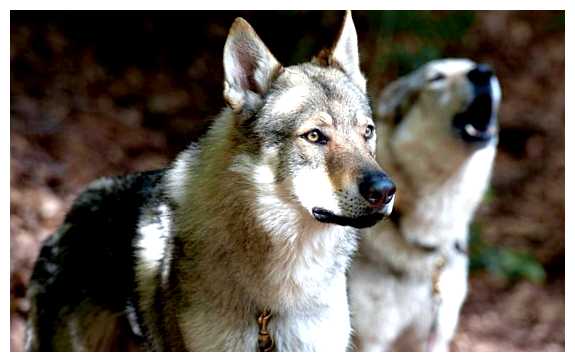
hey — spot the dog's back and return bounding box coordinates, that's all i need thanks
[26,170,165,351]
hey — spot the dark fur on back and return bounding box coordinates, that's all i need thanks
[28,170,165,351]
[26,12,390,351]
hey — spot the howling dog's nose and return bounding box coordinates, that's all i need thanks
[467,64,493,86]
[359,171,396,209]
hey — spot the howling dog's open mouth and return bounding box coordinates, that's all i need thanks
[312,207,386,229]
[452,86,497,145]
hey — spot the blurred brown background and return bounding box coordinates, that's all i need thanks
[10,10,565,351]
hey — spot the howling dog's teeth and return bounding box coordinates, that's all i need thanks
[464,123,480,137]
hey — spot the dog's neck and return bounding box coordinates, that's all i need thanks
[357,117,493,279]
[376,112,496,250]
[166,110,356,316]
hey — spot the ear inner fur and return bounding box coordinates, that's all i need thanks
[378,76,423,127]
[223,17,284,118]
[311,11,366,92]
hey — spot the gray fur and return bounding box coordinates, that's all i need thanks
[349,59,501,351]
[26,12,392,351]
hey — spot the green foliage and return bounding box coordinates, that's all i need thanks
[482,187,496,205]
[545,12,565,32]
[377,45,441,77]
[469,224,546,284]
[369,11,475,41]
[368,11,475,79]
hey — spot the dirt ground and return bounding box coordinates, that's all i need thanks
[10,11,564,351]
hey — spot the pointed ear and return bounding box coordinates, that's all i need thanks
[313,11,366,92]
[377,73,423,125]
[223,17,283,116]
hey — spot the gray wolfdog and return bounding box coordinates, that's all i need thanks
[25,11,396,351]
[349,59,500,351]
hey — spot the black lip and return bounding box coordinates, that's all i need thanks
[452,84,497,145]
[312,207,386,229]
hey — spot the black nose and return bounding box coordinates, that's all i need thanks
[467,64,493,86]
[358,171,396,208]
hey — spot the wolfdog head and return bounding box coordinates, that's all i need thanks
[377,59,501,153]
[373,58,500,220]
[222,12,395,229]
[363,59,501,250]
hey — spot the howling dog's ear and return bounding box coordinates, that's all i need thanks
[313,11,366,92]
[223,18,283,117]
[377,74,423,126]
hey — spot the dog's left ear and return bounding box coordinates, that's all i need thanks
[313,11,366,92]
[377,74,423,126]
[223,18,283,118]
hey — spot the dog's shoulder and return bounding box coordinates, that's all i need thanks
[71,169,166,213]
[29,169,169,308]
[163,143,201,207]
[61,169,169,242]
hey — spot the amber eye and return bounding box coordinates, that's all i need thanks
[364,125,375,140]
[302,129,328,145]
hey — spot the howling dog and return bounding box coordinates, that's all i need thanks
[25,12,395,351]
[349,59,500,351]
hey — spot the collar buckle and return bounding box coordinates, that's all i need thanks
[257,309,275,352]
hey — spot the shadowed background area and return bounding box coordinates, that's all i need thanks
[10,10,564,351]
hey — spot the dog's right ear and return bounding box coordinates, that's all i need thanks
[377,74,422,126]
[223,18,283,118]
[313,11,366,92]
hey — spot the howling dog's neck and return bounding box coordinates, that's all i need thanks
[375,116,496,250]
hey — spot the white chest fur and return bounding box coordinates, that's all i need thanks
[177,272,352,351]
